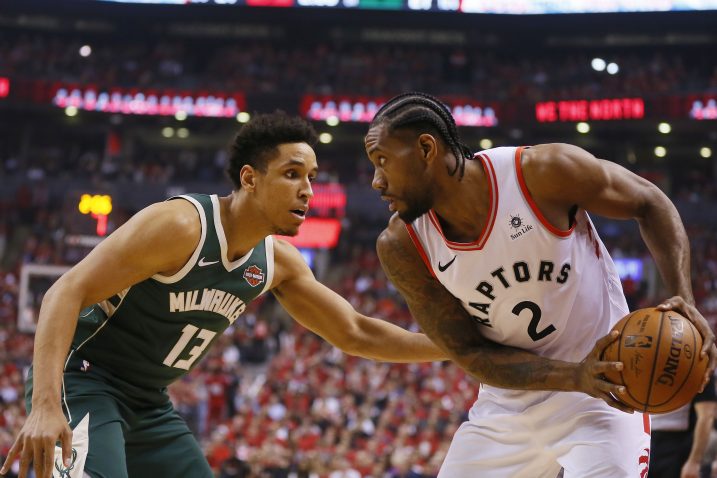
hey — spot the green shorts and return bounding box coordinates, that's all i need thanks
[25,354,213,478]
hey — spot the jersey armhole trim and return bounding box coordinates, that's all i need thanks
[152,195,208,284]
[211,194,255,271]
[425,153,498,251]
[405,224,437,279]
[514,146,575,238]
[260,236,275,295]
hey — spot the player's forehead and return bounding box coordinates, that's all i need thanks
[365,123,418,157]
[271,142,317,170]
[364,123,387,150]
[365,123,399,154]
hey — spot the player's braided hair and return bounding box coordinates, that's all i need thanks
[370,92,473,179]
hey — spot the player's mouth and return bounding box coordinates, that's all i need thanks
[290,207,307,221]
[381,195,398,212]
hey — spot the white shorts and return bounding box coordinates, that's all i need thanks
[438,386,651,478]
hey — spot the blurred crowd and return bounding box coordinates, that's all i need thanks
[2,174,717,476]
[0,7,716,478]
[0,191,478,477]
[2,137,716,208]
[2,33,716,100]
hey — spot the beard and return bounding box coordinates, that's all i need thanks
[397,191,432,224]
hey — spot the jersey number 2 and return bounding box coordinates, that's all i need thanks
[512,301,556,341]
[163,324,216,370]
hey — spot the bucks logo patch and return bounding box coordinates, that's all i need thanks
[54,449,77,478]
[52,413,89,477]
[243,265,264,287]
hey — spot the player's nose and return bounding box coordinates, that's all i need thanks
[299,176,314,199]
[372,169,386,191]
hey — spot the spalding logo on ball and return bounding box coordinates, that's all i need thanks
[602,307,708,414]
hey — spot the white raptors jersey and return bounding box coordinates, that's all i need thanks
[406,146,629,366]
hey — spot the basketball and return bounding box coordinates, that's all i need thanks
[602,307,708,414]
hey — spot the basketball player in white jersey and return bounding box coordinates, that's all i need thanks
[364,92,717,478]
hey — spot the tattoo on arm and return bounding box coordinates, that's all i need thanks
[377,230,576,391]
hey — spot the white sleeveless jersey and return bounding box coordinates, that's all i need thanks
[406,146,629,365]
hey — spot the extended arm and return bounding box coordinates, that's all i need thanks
[522,143,716,372]
[270,238,446,363]
[376,216,627,407]
[0,199,201,478]
[30,201,199,410]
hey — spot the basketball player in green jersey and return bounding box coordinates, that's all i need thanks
[0,112,447,478]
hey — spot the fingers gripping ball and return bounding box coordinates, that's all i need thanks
[602,308,708,413]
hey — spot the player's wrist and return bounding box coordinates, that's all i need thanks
[31,392,63,409]
[543,361,582,392]
[566,362,584,392]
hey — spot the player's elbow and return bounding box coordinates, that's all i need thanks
[332,317,373,358]
[634,179,674,221]
[50,270,93,308]
[42,273,78,306]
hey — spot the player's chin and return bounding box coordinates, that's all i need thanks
[275,225,300,237]
[398,207,424,224]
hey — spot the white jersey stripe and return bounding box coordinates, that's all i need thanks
[405,223,437,278]
[513,146,575,238]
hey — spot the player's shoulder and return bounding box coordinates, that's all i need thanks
[272,236,300,261]
[270,237,311,284]
[520,143,599,183]
[130,198,202,242]
[522,143,592,166]
[377,213,413,257]
[379,213,409,241]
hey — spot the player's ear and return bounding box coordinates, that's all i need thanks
[240,165,257,191]
[417,133,438,164]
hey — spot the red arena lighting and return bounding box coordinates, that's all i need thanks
[0,77,9,98]
[536,98,645,122]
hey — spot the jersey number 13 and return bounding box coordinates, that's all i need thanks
[163,324,217,370]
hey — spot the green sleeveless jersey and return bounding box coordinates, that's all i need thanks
[69,194,274,389]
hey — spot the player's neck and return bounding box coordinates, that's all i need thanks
[431,158,491,242]
[217,192,271,261]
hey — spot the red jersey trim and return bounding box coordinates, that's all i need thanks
[405,223,437,279]
[514,146,575,238]
[643,413,650,435]
[427,153,498,251]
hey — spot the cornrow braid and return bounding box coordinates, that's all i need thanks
[371,92,473,179]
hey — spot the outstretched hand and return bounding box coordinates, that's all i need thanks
[575,330,636,413]
[658,296,717,391]
[0,404,72,478]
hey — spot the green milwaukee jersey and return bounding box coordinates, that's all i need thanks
[69,194,274,389]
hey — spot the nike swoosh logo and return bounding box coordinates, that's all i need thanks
[198,257,219,267]
[437,256,456,272]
